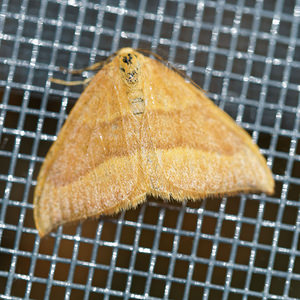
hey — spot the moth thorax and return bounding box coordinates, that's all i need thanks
[119,52,142,87]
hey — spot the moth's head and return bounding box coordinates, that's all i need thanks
[117,48,141,86]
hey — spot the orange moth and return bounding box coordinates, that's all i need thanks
[34,48,274,237]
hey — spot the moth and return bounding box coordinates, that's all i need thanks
[34,48,274,237]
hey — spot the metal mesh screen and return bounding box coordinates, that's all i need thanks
[0,0,299,299]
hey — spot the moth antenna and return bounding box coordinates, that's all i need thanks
[50,77,92,86]
[59,61,106,75]
[60,52,119,74]
[51,53,118,85]
[172,67,207,95]
[136,48,168,64]
[136,48,207,95]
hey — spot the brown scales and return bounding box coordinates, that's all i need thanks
[34,48,274,237]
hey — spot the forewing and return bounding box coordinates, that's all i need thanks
[34,60,144,237]
[142,57,274,201]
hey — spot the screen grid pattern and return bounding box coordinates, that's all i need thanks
[0,0,299,299]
